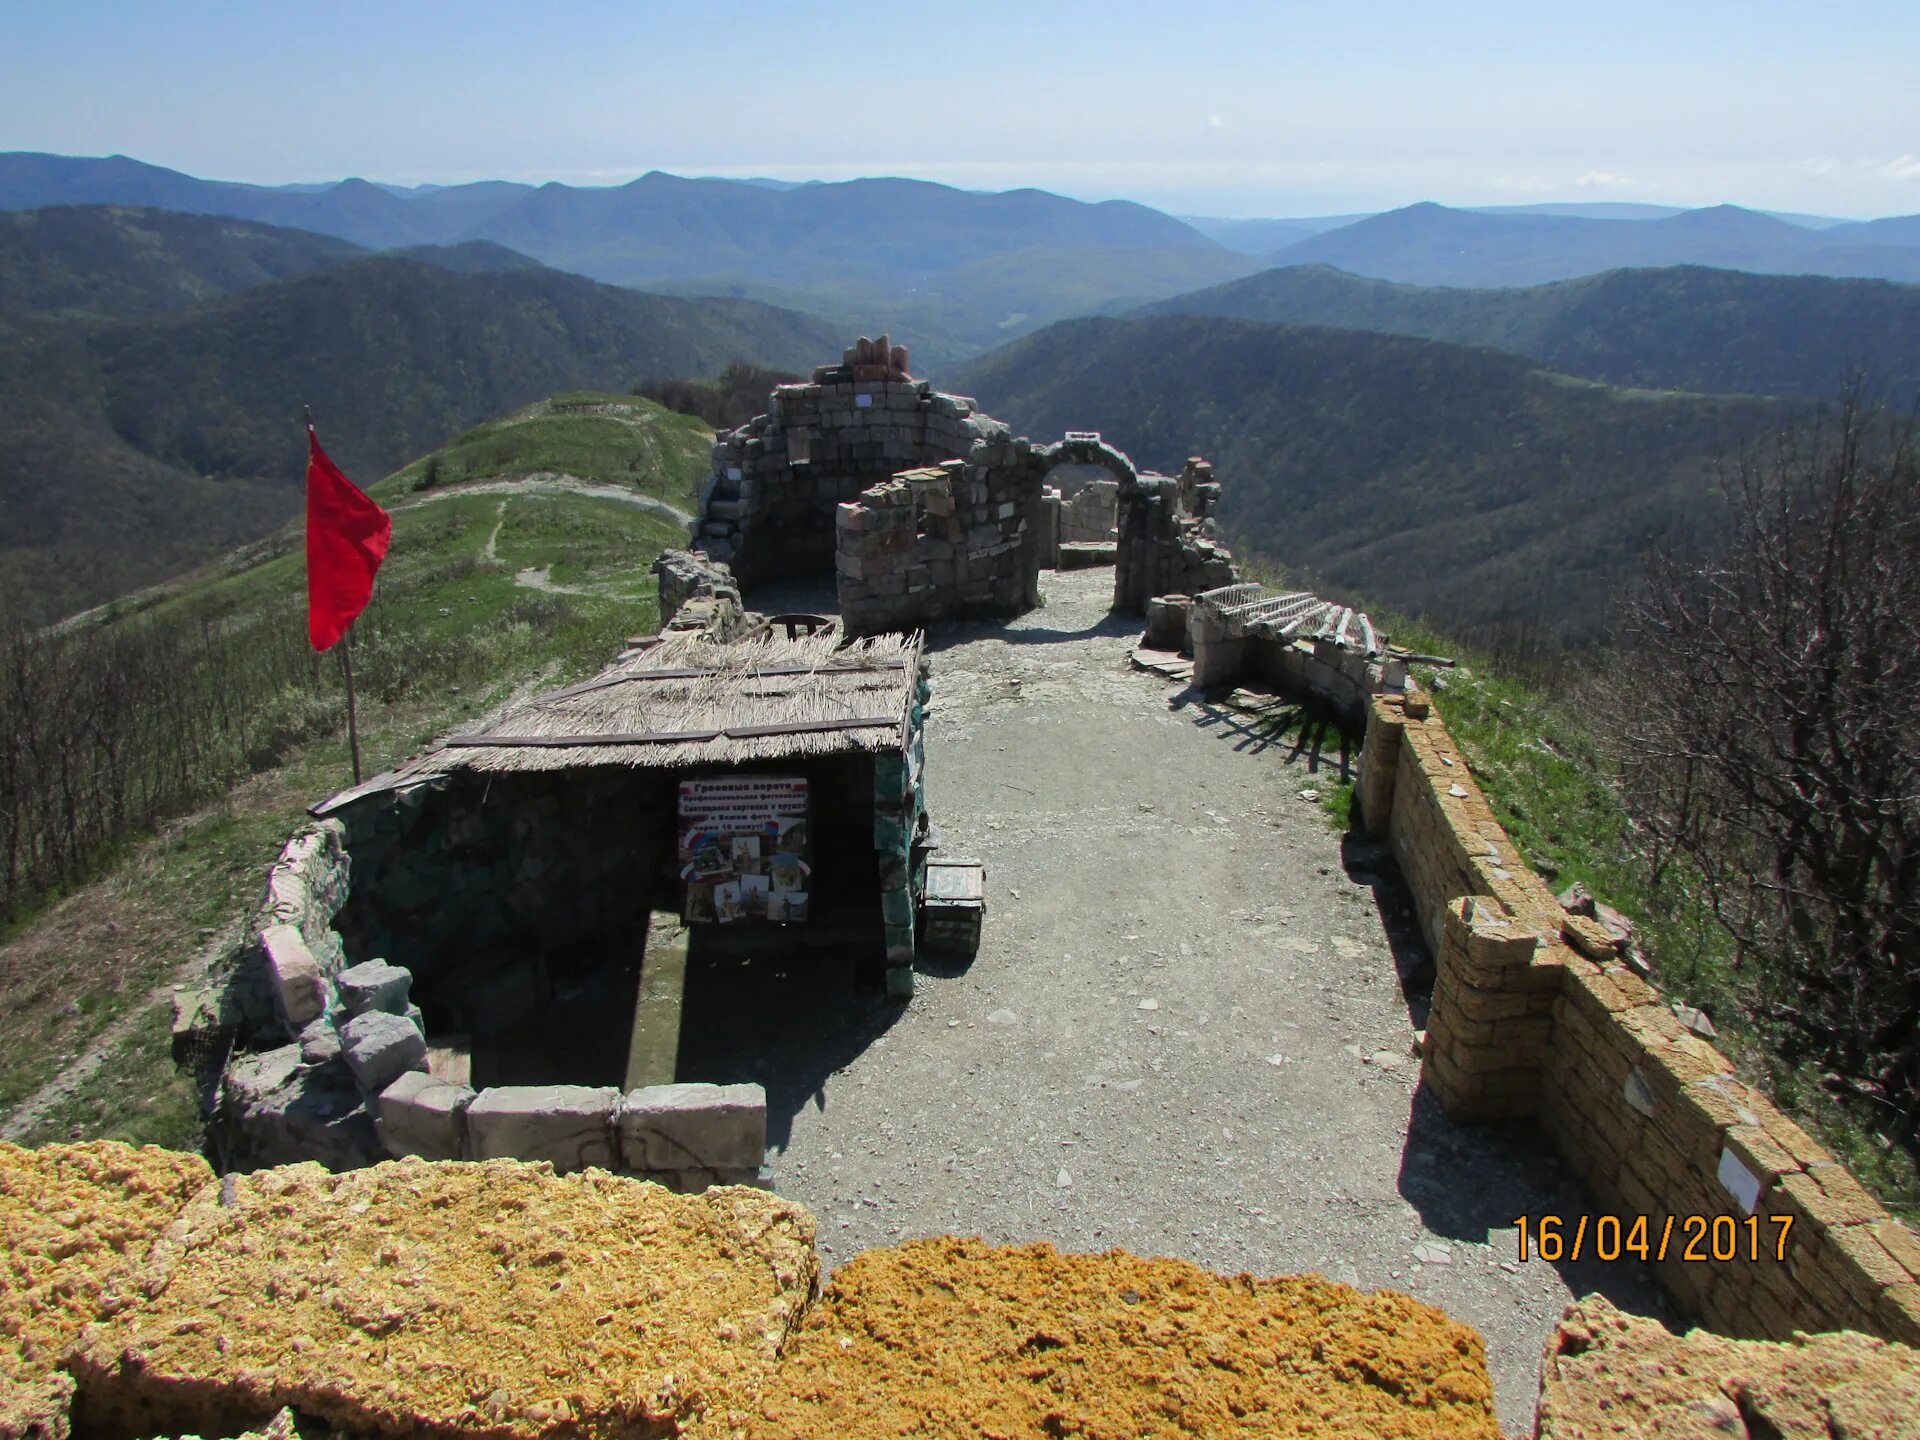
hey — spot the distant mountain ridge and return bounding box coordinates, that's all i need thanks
[1265,202,1920,287]
[0,206,542,328]
[1137,263,1920,400]
[952,314,1807,642]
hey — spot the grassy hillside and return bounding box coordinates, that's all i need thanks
[0,392,707,1147]
[0,254,836,623]
[952,315,1807,643]
[1138,263,1920,401]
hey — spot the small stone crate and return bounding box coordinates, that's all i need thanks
[919,858,986,958]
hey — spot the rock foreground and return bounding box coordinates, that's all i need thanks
[65,1156,817,1440]
[1537,1296,1920,1439]
[696,1236,1500,1439]
[1,1141,213,1440]
[5,1142,1915,1439]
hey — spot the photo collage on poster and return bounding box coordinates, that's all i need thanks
[678,775,811,925]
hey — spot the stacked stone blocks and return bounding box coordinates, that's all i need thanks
[1356,688,1920,1345]
[872,671,931,996]
[700,377,990,585]
[379,1077,768,1190]
[836,446,1039,637]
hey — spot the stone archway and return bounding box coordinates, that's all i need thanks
[1032,435,1139,565]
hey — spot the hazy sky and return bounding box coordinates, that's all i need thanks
[4,0,1916,218]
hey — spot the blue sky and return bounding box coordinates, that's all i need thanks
[3,0,1916,217]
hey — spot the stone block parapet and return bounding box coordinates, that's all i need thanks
[1356,688,1920,1344]
[374,1077,770,1188]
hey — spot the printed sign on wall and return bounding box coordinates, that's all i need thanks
[678,776,811,924]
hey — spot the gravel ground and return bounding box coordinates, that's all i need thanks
[733,568,1667,1434]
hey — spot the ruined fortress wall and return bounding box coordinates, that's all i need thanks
[835,451,1042,638]
[1057,478,1118,545]
[1357,692,1920,1346]
[698,380,988,585]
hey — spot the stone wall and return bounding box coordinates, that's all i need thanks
[835,460,1041,637]
[1056,477,1118,545]
[1112,473,1236,613]
[697,375,1002,586]
[379,1076,766,1189]
[1357,690,1920,1345]
[331,769,670,987]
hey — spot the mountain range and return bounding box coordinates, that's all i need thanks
[1260,202,1920,287]
[0,153,1264,363]
[0,209,840,622]
[1137,263,1920,401]
[951,315,1808,642]
[11,154,1920,360]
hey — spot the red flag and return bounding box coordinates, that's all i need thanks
[305,424,392,652]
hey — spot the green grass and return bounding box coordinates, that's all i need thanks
[0,393,711,1151]
[1388,622,1920,1220]
[378,392,712,507]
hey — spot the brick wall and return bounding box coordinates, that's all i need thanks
[1357,690,1920,1345]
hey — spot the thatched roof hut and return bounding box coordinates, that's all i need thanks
[315,628,923,813]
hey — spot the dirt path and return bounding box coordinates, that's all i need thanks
[0,918,239,1143]
[719,567,1666,1433]
[392,473,693,528]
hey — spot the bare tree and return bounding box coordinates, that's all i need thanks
[1616,392,1920,1137]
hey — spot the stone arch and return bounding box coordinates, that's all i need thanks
[1031,438,1135,558]
[1031,434,1142,494]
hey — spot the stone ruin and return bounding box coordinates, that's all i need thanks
[691,341,1237,631]
[179,811,768,1188]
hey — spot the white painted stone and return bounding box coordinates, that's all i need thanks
[1717,1145,1763,1216]
[1623,1067,1659,1117]
[261,924,329,1030]
[336,960,413,1018]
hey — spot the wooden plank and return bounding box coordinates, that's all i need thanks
[442,714,901,750]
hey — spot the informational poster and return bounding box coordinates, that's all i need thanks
[678,776,811,925]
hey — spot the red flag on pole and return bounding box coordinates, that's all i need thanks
[305,423,391,652]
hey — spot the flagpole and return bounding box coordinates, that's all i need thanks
[340,622,363,785]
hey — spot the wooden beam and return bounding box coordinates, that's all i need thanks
[538,658,910,705]
[442,714,903,750]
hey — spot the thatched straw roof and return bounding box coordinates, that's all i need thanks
[313,629,921,812]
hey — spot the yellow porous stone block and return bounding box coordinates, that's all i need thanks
[69,1157,818,1440]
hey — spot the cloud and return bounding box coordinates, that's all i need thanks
[1883,154,1920,182]
[1205,114,1225,131]
[1575,171,1631,189]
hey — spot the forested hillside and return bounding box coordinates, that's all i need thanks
[0,255,836,621]
[1267,202,1920,286]
[1139,264,1920,401]
[954,315,1808,642]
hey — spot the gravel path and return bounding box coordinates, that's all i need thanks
[726,568,1667,1433]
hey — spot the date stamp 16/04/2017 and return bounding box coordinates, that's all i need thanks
[1512,1213,1794,1264]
